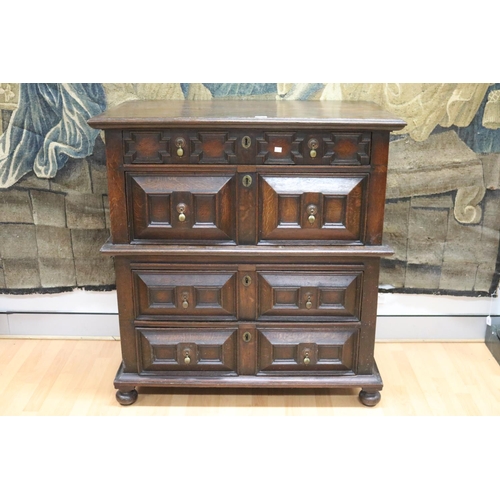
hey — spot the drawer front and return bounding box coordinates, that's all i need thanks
[127,172,236,242]
[257,269,362,321]
[257,325,359,373]
[122,130,371,166]
[138,327,237,373]
[256,131,371,165]
[259,174,368,242]
[133,269,237,320]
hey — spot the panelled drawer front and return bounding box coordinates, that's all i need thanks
[257,325,359,373]
[133,269,237,320]
[259,174,368,242]
[257,269,362,321]
[138,327,237,373]
[122,130,371,166]
[256,131,371,165]
[127,172,236,242]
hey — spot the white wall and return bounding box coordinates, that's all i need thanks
[1,289,498,341]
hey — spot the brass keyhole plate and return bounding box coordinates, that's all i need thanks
[242,275,252,287]
[242,175,252,187]
[242,136,252,149]
[243,332,252,342]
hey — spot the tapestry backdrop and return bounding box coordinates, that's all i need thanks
[0,83,499,296]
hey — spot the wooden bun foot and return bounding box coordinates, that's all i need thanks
[359,389,381,407]
[116,389,138,406]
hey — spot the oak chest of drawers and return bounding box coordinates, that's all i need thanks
[88,99,406,406]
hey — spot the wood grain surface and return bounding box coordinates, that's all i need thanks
[1,339,498,416]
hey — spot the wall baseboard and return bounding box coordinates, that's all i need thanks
[0,312,491,342]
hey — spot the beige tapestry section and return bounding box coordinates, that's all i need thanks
[318,83,491,141]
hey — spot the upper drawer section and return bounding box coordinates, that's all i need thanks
[127,172,236,243]
[122,130,371,166]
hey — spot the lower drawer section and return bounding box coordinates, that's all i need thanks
[257,324,359,374]
[136,323,359,376]
[138,326,237,373]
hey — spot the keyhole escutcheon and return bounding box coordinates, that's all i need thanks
[242,175,252,187]
[242,136,252,149]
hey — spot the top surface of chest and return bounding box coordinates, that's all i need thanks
[87,100,406,131]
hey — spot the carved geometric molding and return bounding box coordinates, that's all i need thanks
[134,270,237,318]
[127,173,236,241]
[259,175,367,241]
[138,327,238,372]
[257,327,359,372]
[257,270,362,320]
[123,131,171,164]
[323,132,371,165]
[189,132,237,164]
[256,132,303,164]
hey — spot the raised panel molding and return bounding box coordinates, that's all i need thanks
[257,327,358,372]
[134,270,237,318]
[257,270,362,320]
[124,131,171,164]
[259,175,367,241]
[189,132,237,164]
[127,173,236,241]
[139,328,238,372]
[323,132,371,165]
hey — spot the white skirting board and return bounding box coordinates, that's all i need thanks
[0,290,498,341]
[0,313,120,339]
[0,312,493,341]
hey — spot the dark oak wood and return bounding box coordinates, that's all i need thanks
[88,99,405,406]
[88,100,407,131]
[359,389,382,407]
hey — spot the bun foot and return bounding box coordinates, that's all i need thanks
[116,389,138,406]
[359,389,381,407]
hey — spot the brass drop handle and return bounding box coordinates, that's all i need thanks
[304,352,311,365]
[305,294,312,309]
[307,204,318,225]
[184,353,191,364]
[177,203,187,222]
[176,138,185,157]
[308,138,319,158]
[182,293,189,309]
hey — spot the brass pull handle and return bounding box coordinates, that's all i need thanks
[182,298,189,309]
[177,203,187,222]
[176,138,185,157]
[184,354,191,364]
[304,353,311,365]
[306,204,318,225]
[306,295,312,309]
[308,138,319,158]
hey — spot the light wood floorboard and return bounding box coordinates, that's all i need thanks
[0,339,499,416]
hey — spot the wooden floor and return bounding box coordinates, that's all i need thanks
[0,339,499,416]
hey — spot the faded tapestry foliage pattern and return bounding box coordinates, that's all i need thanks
[0,83,499,295]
